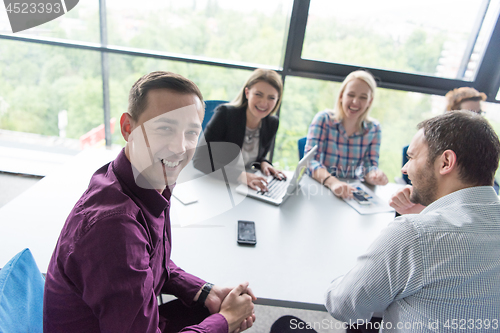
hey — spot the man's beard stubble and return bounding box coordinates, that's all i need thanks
[409,164,438,207]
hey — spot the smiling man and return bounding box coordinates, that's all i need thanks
[326,111,500,332]
[43,72,256,333]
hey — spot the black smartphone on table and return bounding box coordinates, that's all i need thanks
[237,220,256,245]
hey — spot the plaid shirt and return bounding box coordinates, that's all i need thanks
[305,110,381,179]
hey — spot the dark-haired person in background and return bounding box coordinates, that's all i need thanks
[444,87,499,194]
[327,111,500,331]
[44,71,256,333]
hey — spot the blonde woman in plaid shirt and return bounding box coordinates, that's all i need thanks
[305,70,388,199]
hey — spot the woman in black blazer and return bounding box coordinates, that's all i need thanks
[193,69,285,191]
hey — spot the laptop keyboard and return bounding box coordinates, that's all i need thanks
[258,177,288,199]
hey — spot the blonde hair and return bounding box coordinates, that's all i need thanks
[332,70,377,131]
[228,69,283,115]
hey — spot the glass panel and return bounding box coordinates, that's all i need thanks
[480,100,500,135]
[106,0,292,67]
[0,39,102,141]
[303,0,500,81]
[480,100,500,179]
[1,0,100,43]
[107,53,252,145]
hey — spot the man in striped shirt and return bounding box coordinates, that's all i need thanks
[325,111,500,332]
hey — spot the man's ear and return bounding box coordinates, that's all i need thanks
[120,113,134,142]
[438,149,457,176]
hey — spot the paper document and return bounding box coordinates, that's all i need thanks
[173,182,198,205]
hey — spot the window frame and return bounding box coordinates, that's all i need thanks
[284,0,500,102]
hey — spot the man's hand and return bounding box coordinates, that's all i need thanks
[389,185,426,215]
[260,161,286,180]
[365,169,389,186]
[219,282,256,333]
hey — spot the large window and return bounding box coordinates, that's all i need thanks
[0,39,102,139]
[303,0,500,81]
[0,0,100,43]
[106,0,293,67]
[275,76,500,182]
[0,0,499,182]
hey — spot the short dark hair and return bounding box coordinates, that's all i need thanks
[418,111,500,186]
[128,71,204,121]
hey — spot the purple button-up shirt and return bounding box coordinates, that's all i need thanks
[43,149,228,333]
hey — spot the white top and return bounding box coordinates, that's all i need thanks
[325,186,500,332]
[241,125,260,168]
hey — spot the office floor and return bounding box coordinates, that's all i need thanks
[0,172,343,333]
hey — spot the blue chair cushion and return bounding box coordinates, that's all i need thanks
[298,137,307,160]
[0,248,45,333]
[202,100,228,130]
[402,145,411,185]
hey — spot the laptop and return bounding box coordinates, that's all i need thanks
[236,145,318,205]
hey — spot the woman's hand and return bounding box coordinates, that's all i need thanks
[238,172,268,192]
[325,178,357,199]
[260,161,287,180]
[365,169,388,186]
[314,168,356,199]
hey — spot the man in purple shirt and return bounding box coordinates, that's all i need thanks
[43,71,256,333]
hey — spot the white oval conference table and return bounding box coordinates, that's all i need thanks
[0,147,402,311]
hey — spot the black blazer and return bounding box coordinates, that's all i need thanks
[193,104,279,180]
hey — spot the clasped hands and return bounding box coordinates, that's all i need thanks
[198,282,257,333]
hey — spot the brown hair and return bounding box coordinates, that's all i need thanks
[445,87,486,111]
[418,111,500,186]
[128,71,204,121]
[228,69,283,115]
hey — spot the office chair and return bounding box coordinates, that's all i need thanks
[0,248,45,333]
[202,100,228,130]
[402,145,411,185]
[298,136,307,160]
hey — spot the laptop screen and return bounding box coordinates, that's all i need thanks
[287,145,318,190]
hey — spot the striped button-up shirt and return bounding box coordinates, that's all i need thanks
[325,186,500,332]
[305,110,381,179]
